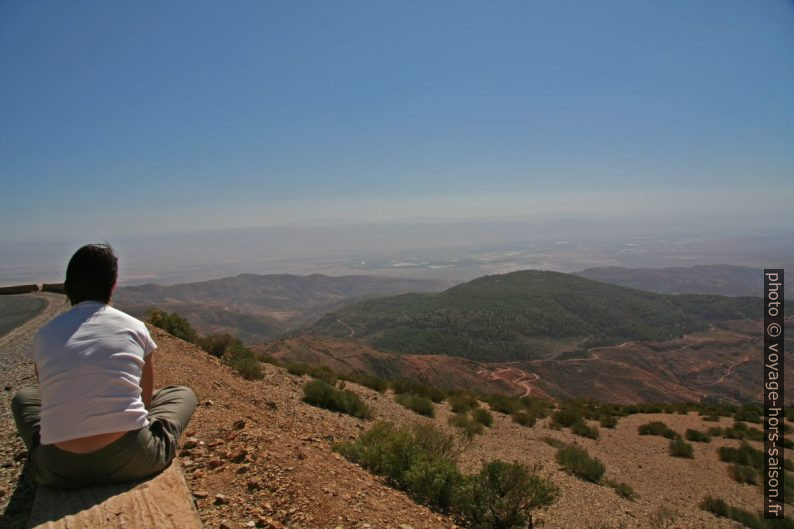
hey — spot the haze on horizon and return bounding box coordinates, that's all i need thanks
[1,1,792,282]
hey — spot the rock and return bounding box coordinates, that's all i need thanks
[192,490,209,498]
[399,525,415,529]
[228,447,248,463]
[218,521,232,529]
[214,493,229,505]
[182,438,199,449]
[208,438,224,448]
[245,521,256,528]
[247,478,262,491]
[237,464,251,474]
[234,419,246,429]
[207,458,223,469]
[204,399,214,406]
[4,385,11,391]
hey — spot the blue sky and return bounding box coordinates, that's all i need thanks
[1,0,792,239]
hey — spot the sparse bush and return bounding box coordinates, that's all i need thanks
[285,362,309,377]
[638,421,678,439]
[707,426,724,436]
[685,429,711,443]
[396,393,435,417]
[605,479,637,501]
[472,408,494,428]
[599,415,618,429]
[404,456,463,512]
[669,438,694,458]
[571,420,600,440]
[448,393,480,413]
[718,443,764,469]
[728,464,759,485]
[700,496,729,517]
[649,505,677,529]
[196,333,244,358]
[345,373,389,393]
[336,422,560,527]
[702,414,721,422]
[448,412,484,440]
[487,395,520,415]
[230,354,264,380]
[556,444,605,483]
[146,308,198,342]
[733,406,762,424]
[391,379,445,402]
[302,380,370,418]
[455,460,560,529]
[540,436,566,449]
[700,495,794,529]
[511,411,536,427]
[552,409,582,428]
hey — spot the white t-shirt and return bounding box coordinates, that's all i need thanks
[32,301,157,445]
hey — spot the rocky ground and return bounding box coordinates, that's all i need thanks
[0,295,780,528]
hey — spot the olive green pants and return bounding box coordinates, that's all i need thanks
[11,385,197,488]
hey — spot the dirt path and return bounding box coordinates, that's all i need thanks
[336,318,356,338]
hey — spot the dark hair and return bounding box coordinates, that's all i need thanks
[64,244,118,306]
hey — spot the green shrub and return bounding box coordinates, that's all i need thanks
[391,379,445,402]
[307,365,337,384]
[700,495,794,529]
[336,422,561,527]
[404,456,463,512]
[146,308,198,342]
[700,496,729,517]
[669,438,694,458]
[285,362,309,377]
[552,409,582,428]
[605,479,637,501]
[638,421,678,439]
[511,411,536,427]
[718,443,764,469]
[196,333,244,358]
[345,373,389,393]
[448,412,485,439]
[707,426,724,436]
[396,393,435,417]
[540,436,566,449]
[556,445,605,483]
[487,395,520,415]
[599,415,618,429]
[230,354,264,380]
[472,408,494,427]
[571,420,600,440]
[455,460,560,529]
[728,464,759,485]
[302,380,370,418]
[685,429,711,443]
[733,406,762,424]
[217,339,264,380]
[448,393,480,413]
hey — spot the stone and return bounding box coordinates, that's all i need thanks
[214,493,229,505]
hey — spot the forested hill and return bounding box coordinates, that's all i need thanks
[308,270,761,361]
